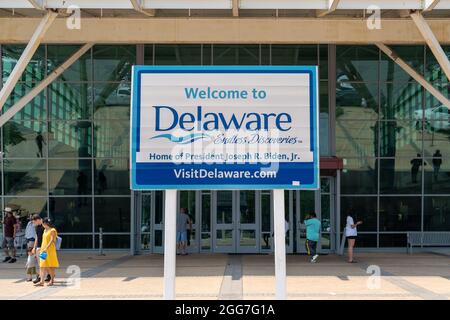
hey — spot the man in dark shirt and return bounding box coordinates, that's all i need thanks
[31,214,49,283]
[2,207,17,263]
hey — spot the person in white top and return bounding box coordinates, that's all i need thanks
[345,211,363,263]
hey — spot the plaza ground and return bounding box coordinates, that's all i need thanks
[0,251,449,300]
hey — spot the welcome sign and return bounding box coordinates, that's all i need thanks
[130,66,319,190]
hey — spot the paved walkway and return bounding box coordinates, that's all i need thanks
[0,251,449,300]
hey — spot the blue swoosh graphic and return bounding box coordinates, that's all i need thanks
[150,133,210,144]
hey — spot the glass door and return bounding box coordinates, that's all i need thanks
[213,191,235,253]
[179,191,198,253]
[237,191,258,253]
[140,193,152,251]
[296,190,316,253]
[152,191,164,254]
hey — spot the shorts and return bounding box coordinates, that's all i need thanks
[27,238,35,248]
[2,237,14,249]
[27,267,37,275]
[176,231,187,242]
[347,236,357,240]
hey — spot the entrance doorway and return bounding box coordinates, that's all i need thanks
[133,177,336,254]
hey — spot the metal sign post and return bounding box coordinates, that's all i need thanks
[273,189,287,299]
[163,190,177,300]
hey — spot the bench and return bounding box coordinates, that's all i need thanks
[407,232,450,254]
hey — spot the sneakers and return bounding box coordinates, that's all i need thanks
[8,258,17,263]
[44,274,51,282]
[33,277,41,284]
[310,254,319,263]
[2,257,11,263]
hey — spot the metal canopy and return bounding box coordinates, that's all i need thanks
[1,0,450,11]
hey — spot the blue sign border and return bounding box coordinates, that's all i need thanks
[130,66,319,190]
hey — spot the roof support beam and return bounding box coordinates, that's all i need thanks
[376,43,450,110]
[316,0,340,18]
[28,0,44,10]
[410,11,450,82]
[423,0,440,12]
[0,43,93,127]
[0,10,57,112]
[232,0,239,17]
[130,0,155,17]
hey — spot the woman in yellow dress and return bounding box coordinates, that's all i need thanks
[35,218,59,287]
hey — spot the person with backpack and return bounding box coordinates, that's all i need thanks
[34,218,59,287]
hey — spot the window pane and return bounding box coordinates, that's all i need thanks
[2,45,45,83]
[336,121,377,158]
[94,158,130,195]
[380,158,423,194]
[320,81,330,156]
[48,121,92,158]
[380,82,423,120]
[378,121,422,158]
[179,190,196,222]
[380,45,424,82]
[4,159,47,195]
[154,44,202,65]
[93,45,135,82]
[424,196,450,231]
[341,158,377,194]
[3,121,47,158]
[336,45,379,82]
[49,159,92,195]
[94,197,130,232]
[319,44,328,80]
[345,233,377,248]
[3,84,46,121]
[379,197,421,231]
[49,82,92,120]
[49,197,92,232]
[213,45,259,65]
[426,45,450,82]
[201,192,211,232]
[341,196,377,231]
[60,235,93,249]
[271,45,317,65]
[336,82,378,119]
[96,235,130,249]
[321,194,331,232]
[47,45,92,81]
[424,157,450,194]
[93,120,129,157]
[93,82,131,120]
[379,234,407,247]
[4,197,47,217]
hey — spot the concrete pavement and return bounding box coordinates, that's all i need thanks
[0,251,449,300]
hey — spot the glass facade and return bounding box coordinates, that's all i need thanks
[338,45,450,247]
[1,43,449,250]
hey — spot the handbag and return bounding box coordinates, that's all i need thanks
[56,236,62,250]
[39,251,47,260]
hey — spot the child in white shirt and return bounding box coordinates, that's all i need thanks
[25,247,37,282]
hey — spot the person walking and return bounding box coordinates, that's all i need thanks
[34,218,58,286]
[176,208,191,255]
[25,247,38,282]
[432,150,442,182]
[31,214,50,284]
[25,214,36,250]
[2,207,18,263]
[410,154,426,183]
[345,210,363,263]
[304,213,321,263]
